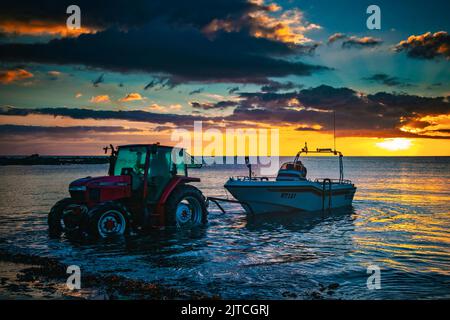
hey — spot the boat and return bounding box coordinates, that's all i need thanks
[223,144,356,214]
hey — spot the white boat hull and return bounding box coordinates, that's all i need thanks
[224,179,356,214]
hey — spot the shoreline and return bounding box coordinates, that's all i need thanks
[0,250,214,300]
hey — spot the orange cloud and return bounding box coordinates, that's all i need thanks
[119,93,145,102]
[400,114,450,138]
[148,104,166,112]
[47,71,62,77]
[395,31,450,60]
[90,95,110,103]
[169,104,183,110]
[0,68,34,84]
[0,19,99,37]
[203,3,320,45]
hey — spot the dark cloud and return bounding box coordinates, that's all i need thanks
[0,24,326,84]
[0,0,258,33]
[395,31,450,60]
[143,77,176,90]
[0,1,326,84]
[363,73,414,88]
[190,100,236,110]
[225,85,450,138]
[92,73,104,87]
[327,33,382,49]
[2,85,448,139]
[0,106,207,126]
[0,124,142,135]
[261,80,303,92]
[295,126,321,131]
[189,88,205,95]
[228,86,240,94]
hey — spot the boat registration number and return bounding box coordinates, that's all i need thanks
[281,192,296,199]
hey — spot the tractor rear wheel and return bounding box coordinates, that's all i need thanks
[165,184,207,227]
[88,202,130,238]
[48,198,84,237]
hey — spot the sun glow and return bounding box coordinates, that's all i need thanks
[376,138,412,151]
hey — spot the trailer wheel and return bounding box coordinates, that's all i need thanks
[88,202,130,238]
[48,198,82,237]
[165,184,207,227]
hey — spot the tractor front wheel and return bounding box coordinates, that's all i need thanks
[165,184,207,227]
[88,202,130,238]
[48,198,85,238]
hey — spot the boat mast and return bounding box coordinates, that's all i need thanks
[333,110,336,153]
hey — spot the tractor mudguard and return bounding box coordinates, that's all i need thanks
[154,176,200,226]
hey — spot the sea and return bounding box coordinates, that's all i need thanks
[0,156,449,299]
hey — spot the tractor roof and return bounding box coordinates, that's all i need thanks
[118,143,180,150]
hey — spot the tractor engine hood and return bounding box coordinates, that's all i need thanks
[69,175,132,204]
[69,175,130,189]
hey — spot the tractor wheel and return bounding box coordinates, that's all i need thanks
[88,202,130,239]
[48,198,83,237]
[165,184,207,227]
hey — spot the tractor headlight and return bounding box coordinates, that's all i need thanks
[69,185,87,191]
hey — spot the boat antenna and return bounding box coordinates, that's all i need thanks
[333,109,336,153]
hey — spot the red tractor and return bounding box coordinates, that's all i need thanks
[48,144,207,238]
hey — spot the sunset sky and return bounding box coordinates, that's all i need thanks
[0,0,449,156]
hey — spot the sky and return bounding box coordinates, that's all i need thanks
[0,0,449,156]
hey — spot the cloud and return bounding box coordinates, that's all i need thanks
[363,73,414,88]
[0,106,207,126]
[327,33,346,45]
[90,95,110,103]
[119,93,145,102]
[203,5,321,48]
[327,33,382,49]
[147,104,166,112]
[228,86,240,94]
[92,74,104,87]
[0,1,327,85]
[47,70,62,80]
[0,68,33,84]
[0,124,142,136]
[0,19,98,37]
[342,36,382,49]
[3,85,448,139]
[223,85,450,138]
[394,31,450,60]
[189,88,205,95]
[261,80,303,92]
[190,100,237,110]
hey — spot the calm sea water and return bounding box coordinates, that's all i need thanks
[0,157,449,299]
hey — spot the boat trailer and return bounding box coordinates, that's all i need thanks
[207,196,255,215]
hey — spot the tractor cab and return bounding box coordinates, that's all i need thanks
[49,144,207,239]
[112,144,187,202]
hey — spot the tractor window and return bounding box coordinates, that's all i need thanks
[146,147,173,201]
[113,147,147,176]
[172,148,187,176]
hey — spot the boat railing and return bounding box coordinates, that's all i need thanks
[230,176,353,185]
[230,176,276,181]
[314,178,353,185]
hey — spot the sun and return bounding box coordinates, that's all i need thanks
[376,138,412,151]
